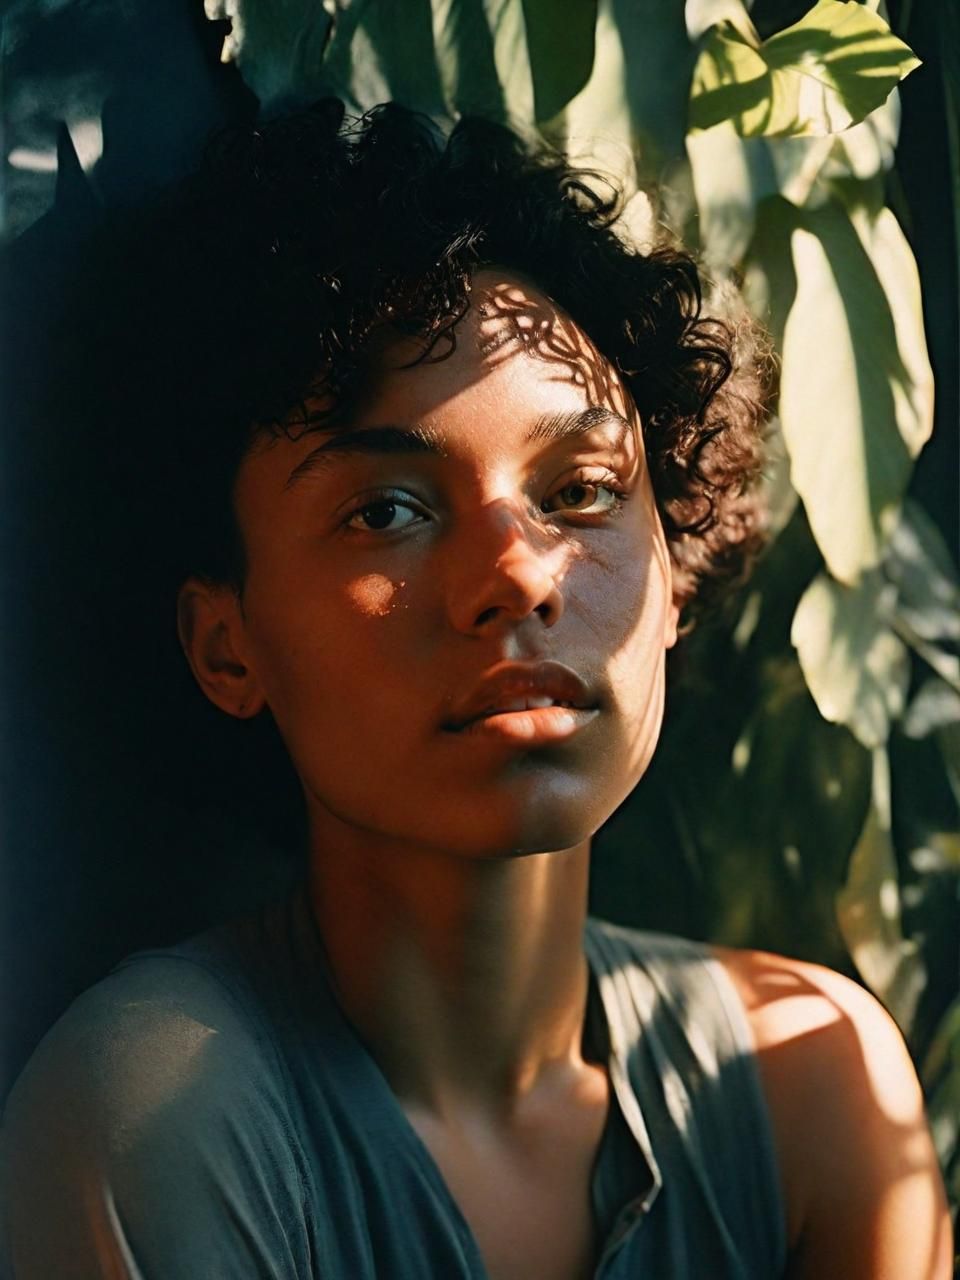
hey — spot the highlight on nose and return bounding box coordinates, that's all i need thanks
[451,509,565,634]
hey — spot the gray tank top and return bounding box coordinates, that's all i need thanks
[1,887,787,1278]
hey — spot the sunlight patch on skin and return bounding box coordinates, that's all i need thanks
[723,951,925,1129]
[473,278,631,424]
[469,274,648,590]
[463,278,679,792]
[346,574,407,617]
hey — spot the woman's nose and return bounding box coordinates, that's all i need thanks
[445,498,565,636]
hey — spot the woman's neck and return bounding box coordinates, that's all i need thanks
[307,818,594,1122]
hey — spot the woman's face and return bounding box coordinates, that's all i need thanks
[225,271,679,858]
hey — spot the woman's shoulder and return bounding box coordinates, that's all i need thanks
[4,922,278,1141]
[1,898,310,1170]
[711,945,953,1279]
[0,909,316,1278]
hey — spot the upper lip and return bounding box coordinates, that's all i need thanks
[443,661,598,731]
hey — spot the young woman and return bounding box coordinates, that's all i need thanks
[0,101,951,1279]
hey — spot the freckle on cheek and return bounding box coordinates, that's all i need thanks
[346,574,405,617]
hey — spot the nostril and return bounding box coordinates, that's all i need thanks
[449,531,565,634]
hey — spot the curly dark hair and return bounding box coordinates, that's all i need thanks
[57,97,770,626]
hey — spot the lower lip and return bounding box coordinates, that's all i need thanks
[446,706,599,744]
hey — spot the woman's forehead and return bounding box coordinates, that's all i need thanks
[244,268,635,477]
[372,268,632,423]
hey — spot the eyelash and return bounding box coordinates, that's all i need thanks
[341,472,631,535]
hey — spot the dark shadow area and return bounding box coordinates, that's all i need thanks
[887,0,960,563]
[0,1,288,1098]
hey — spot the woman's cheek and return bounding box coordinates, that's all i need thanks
[344,574,407,618]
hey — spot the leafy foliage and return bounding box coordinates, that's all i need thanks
[689,0,920,137]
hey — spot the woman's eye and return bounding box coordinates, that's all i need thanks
[343,494,424,533]
[542,478,626,517]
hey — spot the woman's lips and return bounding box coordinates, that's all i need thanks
[445,704,599,744]
[442,660,597,731]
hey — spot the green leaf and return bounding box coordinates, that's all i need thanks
[312,0,450,117]
[685,654,870,961]
[885,499,960,645]
[792,569,910,749]
[211,0,527,121]
[776,201,932,583]
[689,0,921,138]
[848,207,935,457]
[823,83,901,182]
[939,723,960,812]
[542,0,634,184]
[686,121,777,267]
[689,24,779,135]
[902,679,960,741]
[559,0,696,191]
[836,748,925,1030]
[765,85,901,209]
[521,0,598,122]
[470,0,537,124]
[207,0,336,108]
[427,0,513,121]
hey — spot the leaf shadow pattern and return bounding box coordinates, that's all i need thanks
[471,279,632,423]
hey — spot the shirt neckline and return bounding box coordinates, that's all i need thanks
[290,885,660,1275]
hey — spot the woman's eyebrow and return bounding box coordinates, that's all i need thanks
[283,406,631,490]
[528,405,631,444]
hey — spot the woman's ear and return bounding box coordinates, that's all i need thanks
[176,577,266,719]
[665,597,680,650]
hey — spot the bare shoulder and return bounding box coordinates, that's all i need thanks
[711,945,953,1280]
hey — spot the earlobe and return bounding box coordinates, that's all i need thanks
[665,598,680,649]
[176,578,266,719]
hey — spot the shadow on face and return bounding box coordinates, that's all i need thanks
[179,269,679,863]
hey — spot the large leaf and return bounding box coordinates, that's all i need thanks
[885,499,960,646]
[848,206,934,453]
[940,724,960,813]
[689,0,920,138]
[777,200,931,583]
[902,679,960,741]
[544,0,634,183]
[521,0,597,122]
[209,0,525,120]
[792,569,910,749]
[770,83,900,207]
[836,747,925,1030]
[308,0,451,117]
[205,0,336,109]
[685,655,870,961]
[560,0,695,187]
[823,82,900,183]
[687,92,901,272]
[426,0,514,122]
[686,121,776,266]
